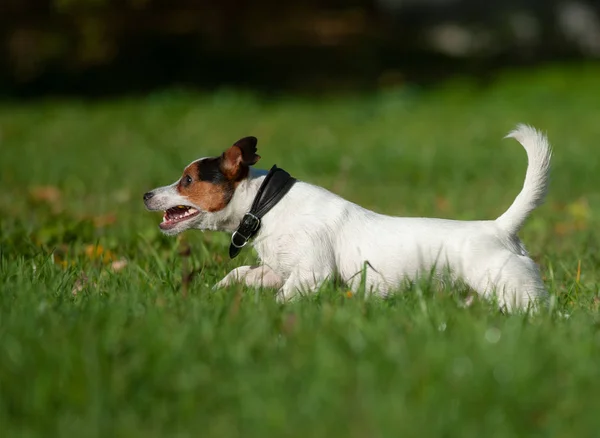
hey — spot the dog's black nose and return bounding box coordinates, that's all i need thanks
[143,191,154,201]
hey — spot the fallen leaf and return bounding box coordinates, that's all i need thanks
[554,222,572,236]
[29,185,62,212]
[92,214,117,228]
[29,185,61,204]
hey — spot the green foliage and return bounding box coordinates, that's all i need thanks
[1,66,600,437]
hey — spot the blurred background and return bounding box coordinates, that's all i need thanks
[3,0,600,97]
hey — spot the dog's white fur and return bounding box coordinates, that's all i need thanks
[148,125,552,311]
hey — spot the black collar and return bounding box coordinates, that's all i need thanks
[229,165,296,258]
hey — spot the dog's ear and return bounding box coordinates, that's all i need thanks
[221,136,261,180]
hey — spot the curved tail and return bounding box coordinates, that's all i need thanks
[495,124,552,235]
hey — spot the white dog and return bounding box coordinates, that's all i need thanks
[144,125,551,311]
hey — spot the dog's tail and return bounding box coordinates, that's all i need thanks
[495,124,552,235]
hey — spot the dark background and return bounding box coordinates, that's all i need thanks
[3,0,600,97]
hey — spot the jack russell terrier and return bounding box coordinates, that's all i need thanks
[144,124,551,311]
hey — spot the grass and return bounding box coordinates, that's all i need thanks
[2,64,600,437]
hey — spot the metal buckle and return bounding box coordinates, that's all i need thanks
[241,212,261,231]
[230,213,261,249]
[231,230,249,248]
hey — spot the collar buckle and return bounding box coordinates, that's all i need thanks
[230,212,261,249]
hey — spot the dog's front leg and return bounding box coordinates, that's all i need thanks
[275,272,327,303]
[214,265,283,289]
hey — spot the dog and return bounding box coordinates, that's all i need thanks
[144,124,551,311]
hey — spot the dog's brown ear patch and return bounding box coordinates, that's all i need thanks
[221,136,261,180]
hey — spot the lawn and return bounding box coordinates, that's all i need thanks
[1,65,600,437]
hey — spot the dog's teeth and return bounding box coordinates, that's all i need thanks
[161,206,197,224]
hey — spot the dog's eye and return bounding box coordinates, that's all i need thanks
[183,175,192,186]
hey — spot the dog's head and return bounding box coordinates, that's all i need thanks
[143,137,260,235]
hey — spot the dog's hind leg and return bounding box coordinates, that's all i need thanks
[214,265,283,290]
[465,254,548,312]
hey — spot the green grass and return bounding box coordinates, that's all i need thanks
[2,65,600,437]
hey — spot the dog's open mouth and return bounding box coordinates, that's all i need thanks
[160,205,200,229]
